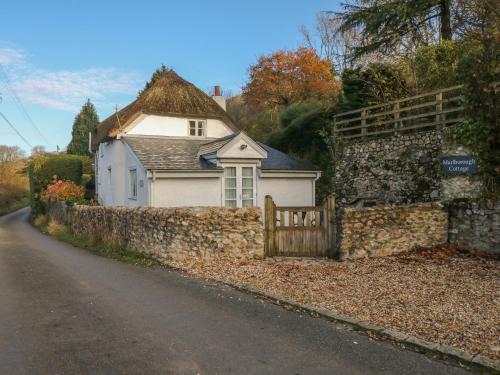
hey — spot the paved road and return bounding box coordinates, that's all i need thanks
[0,208,473,375]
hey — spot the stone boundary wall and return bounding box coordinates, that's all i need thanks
[337,203,448,260]
[48,203,265,261]
[334,130,443,206]
[448,200,500,255]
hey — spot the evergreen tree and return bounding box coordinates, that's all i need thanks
[67,100,99,155]
[339,0,453,60]
[138,64,171,97]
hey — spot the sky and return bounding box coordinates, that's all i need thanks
[0,0,340,154]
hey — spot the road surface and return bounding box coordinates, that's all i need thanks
[0,208,472,375]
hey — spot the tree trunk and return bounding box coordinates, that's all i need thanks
[440,0,452,40]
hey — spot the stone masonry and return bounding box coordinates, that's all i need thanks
[49,204,265,261]
[334,130,444,206]
[337,203,448,260]
[448,200,500,255]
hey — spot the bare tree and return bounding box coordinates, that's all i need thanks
[301,12,379,72]
[0,145,25,164]
[31,145,47,157]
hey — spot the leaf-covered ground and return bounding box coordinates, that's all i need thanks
[168,246,500,360]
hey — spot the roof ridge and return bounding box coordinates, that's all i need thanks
[92,69,239,151]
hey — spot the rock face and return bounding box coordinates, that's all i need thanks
[334,128,484,206]
[337,203,448,260]
[50,204,265,261]
[448,200,500,255]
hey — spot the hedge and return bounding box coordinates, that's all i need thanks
[28,154,83,216]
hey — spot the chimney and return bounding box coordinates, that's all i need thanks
[211,85,226,111]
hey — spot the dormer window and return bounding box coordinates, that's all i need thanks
[189,120,206,137]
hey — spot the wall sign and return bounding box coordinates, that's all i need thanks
[442,156,477,175]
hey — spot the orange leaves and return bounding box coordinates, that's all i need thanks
[242,48,340,111]
[41,178,85,203]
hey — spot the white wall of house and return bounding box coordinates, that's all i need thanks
[124,115,233,138]
[151,177,222,207]
[257,174,316,207]
[96,140,149,206]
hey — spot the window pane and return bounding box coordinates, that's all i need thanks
[224,167,236,177]
[198,128,204,136]
[242,188,253,199]
[242,199,253,208]
[130,170,137,198]
[242,167,253,177]
[225,179,236,189]
[190,128,196,136]
[242,178,253,188]
[225,189,237,199]
[189,121,196,128]
[225,199,237,208]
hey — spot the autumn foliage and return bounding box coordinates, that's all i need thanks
[41,179,85,204]
[242,48,340,110]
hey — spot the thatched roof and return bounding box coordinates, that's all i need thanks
[92,70,238,150]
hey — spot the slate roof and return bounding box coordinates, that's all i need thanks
[197,133,237,156]
[124,136,318,172]
[258,143,317,171]
[124,137,220,171]
[92,70,238,151]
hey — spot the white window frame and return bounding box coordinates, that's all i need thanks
[129,168,137,200]
[222,164,256,208]
[188,120,206,137]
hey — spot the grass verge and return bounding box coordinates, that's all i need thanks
[0,196,30,216]
[34,217,157,267]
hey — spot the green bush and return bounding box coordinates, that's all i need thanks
[0,184,29,215]
[28,154,83,216]
[414,40,460,91]
[267,106,335,202]
[340,63,408,111]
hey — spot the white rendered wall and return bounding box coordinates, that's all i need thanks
[125,115,233,138]
[257,177,316,207]
[96,140,148,206]
[151,177,222,207]
[218,138,264,159]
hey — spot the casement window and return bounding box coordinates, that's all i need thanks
[241,167,254,208]
[224,166,255,208]
[224,167,237,208]
[188,120,206,137]
[129,168,137,199]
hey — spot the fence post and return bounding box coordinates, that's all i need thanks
[394,101,400,133]
[325,194,336,258]
[436,91,443,130]
[361,110,367,138]
[264,195,276,257]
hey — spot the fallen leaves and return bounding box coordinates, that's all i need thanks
[168,245,500,361]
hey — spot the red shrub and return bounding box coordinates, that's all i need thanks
[41,179,85,204]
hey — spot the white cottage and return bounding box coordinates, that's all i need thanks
[92,70,320,209]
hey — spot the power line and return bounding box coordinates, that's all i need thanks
[0,64,52,146]
[0,111,33,149]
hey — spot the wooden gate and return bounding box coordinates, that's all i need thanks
[264,195,336,257]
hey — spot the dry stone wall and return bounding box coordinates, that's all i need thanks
[337,203,448,260]
[334,130,443,206]
[49,204,265,261]
[448,200,500,255]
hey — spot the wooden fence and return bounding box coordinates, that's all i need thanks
[264,195,336,257]
[333,85,464,139]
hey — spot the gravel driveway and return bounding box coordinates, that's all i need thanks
[169,246,500,361]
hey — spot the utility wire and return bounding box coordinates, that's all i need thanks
[0,64,52,147]
[0,111,33,149]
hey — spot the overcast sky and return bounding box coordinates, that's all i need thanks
[0,0,339,153]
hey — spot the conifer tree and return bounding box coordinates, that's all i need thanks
[138,64,171,96]
[67,100,99,155]
[339,0,453,60]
